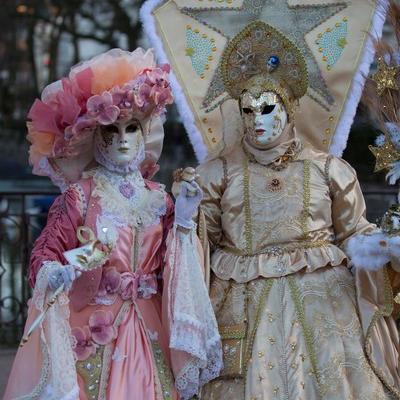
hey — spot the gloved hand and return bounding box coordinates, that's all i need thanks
[48,264,80,291]
[174,181,203,229]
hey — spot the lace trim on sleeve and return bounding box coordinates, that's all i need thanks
[70,183,88,219]
[19,261,79,400]
[324,154,333,196]
[167,227,223,399]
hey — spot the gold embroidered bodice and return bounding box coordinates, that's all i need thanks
[197,144,373,282]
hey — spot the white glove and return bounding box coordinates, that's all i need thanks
[174,181,203,229]
[48,264,79,291]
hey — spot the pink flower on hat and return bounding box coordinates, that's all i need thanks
[145,65,173,107]
[88,310,117,345]
[87,92,120,125]
[64,116,97,140]
[71,326,97,361]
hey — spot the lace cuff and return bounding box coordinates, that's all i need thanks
[166,227,222,399]
[28,260,79,399]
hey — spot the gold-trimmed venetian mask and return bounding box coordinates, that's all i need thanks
[95,119,143,167]
[240,90,288,148]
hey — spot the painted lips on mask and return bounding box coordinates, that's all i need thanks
[94,119,144,172]
[240,91,288,148]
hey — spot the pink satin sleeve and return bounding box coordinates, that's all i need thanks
[140,193,174,274]
[28,186,83,287]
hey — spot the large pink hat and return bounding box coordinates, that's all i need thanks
[27,48,173,190]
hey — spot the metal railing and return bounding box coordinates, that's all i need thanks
[0,190,58,344]
[0,187,397,344]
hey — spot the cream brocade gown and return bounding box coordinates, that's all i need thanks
[197,143,400,400]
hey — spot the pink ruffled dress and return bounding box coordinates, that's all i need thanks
[4,169,222,400]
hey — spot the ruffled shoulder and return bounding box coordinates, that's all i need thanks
[28,185,84,287]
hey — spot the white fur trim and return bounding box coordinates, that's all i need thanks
[329,0,390,156]
[346,232,390,270]
[140,0,208,162]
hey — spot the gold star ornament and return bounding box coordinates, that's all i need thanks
[369,136,400,172]
[371,57,399,96]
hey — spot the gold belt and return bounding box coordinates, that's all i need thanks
[221,239,331,257]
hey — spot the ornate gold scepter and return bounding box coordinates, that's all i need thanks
[20,226,111,347]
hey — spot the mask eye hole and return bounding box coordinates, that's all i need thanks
[103,125,118,134]
[126,123,139,132]
[262,105,276,115]
[242,107,253,115]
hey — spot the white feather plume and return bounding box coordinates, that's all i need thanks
[330,0,390,157]
[140,0,208,162]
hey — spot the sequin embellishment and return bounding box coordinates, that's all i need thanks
[185,26,217,79]
[316,18,348,71]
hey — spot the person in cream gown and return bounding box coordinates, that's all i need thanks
[197,21,400,400]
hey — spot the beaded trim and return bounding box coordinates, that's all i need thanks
[219,156,229,189]
[364,267,400,399]
[287,276,322,392]
[221,239,331,257]
[149,339,175,400]
[220,324,247,340]
[98,301,132,400]
[244,279,274,378]
[324,155,333,195]
[300,160,311,239]
[242,158,253,255]
[131,227,140,272]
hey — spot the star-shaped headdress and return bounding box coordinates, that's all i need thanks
[141,0,389,161]
[183,0,346,110]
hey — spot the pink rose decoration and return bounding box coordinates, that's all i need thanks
[138,273,158,299]
[145,66,173,108]
[99,267,121,296]
[135,83,152,109]
[64,116,97,141]
[72,326,97,361]
[94,267,122,305]
[89,310,117,345]
[86,91,120,125]
[120,271,139,301]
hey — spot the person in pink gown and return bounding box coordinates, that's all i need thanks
[3,48,222,400]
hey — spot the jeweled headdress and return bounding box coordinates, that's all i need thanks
[220,21,308,119]
[141,0,389,161]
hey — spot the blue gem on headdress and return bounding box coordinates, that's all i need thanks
[267,55,280,72]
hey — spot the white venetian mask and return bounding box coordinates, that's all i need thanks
[94,119,145,173]
[240,91,288,148]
